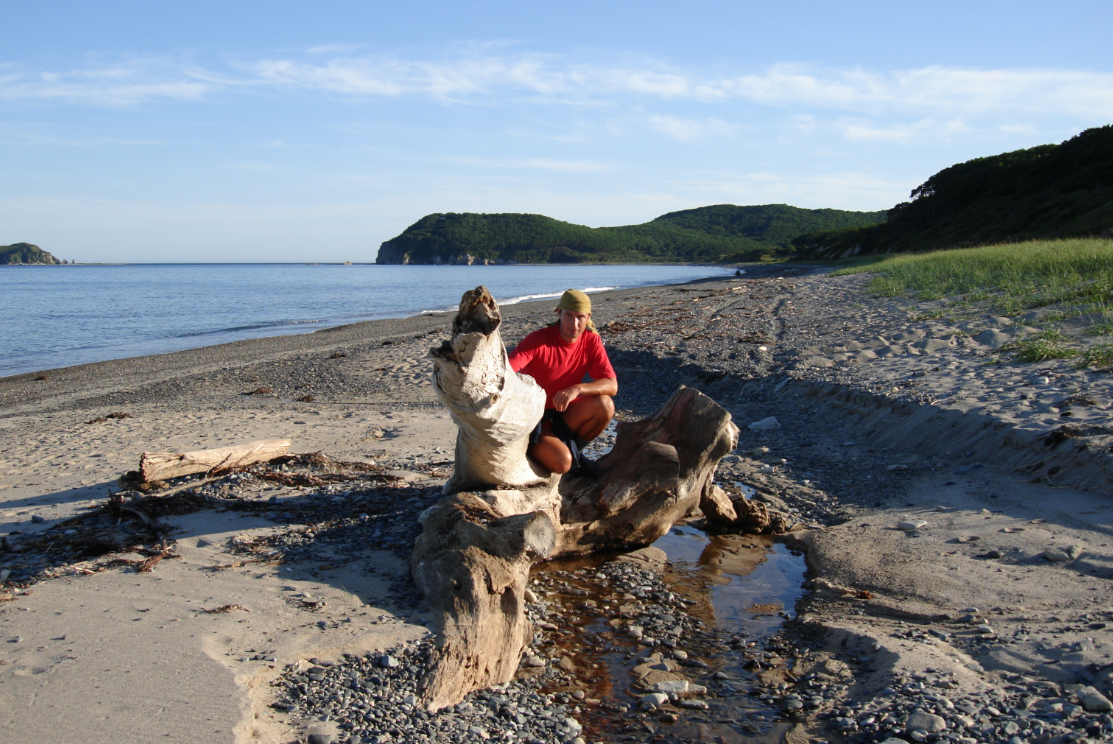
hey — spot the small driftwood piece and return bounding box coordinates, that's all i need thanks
[138,439,291,483]
[411,286,740,711]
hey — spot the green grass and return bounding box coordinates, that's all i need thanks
[1076,344,1113,368]
[1085,320,1113,336]
[1012,338,1078,362]
[1033,327,1072,342]
[832,238,1113,365]
[832,238,1113,316]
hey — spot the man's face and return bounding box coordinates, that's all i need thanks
[557,309,591,343]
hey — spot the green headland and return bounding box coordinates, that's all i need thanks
[376,124,1113,265]
[0,243,64,265]
[375,205,886,265]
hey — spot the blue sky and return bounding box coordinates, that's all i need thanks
[3,1,1111,263]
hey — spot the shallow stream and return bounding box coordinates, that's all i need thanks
[529,525,808,740]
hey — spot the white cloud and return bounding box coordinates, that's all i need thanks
[4,50,1112,124]
[649,115,734,142]
[449,156,611,173]
[0,56,213,105]
[221,161,281,172]
[841,119,935,142]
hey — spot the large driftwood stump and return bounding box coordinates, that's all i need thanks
[411,286,740,710]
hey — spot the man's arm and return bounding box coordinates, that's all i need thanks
[550,376,617,412]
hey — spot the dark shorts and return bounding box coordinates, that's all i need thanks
[528,409,577,446]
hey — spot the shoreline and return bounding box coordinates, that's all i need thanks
[0,264,739,381]
[1,266,1111,743]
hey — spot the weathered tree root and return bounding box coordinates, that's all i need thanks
[411,285,746,711]
[411,494,556,711]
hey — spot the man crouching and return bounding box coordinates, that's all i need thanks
[508,289,617,475]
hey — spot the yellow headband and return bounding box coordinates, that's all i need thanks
[556,289,591,314]
[555,289,597,333]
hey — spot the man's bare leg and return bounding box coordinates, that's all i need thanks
[527,395,615,474]
[561,394,615,444]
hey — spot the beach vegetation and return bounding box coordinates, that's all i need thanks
[1033,327,1072,342]
[1012,338,1078,362]
[832,238,1113,314]
[1085,319,1113,336]
[1076,344,1113,368]
[375,204,885,265]
[834,238,1113,363]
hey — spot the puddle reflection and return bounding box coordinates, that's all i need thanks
[527,525,808,740]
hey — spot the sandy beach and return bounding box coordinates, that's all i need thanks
[1,266,1111,744]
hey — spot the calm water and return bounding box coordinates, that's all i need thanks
[0,263,735,377]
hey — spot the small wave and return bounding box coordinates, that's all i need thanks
[174,319,324,339]
[499,286,618,306]
[419,285,624,313]
[497,291,563,306]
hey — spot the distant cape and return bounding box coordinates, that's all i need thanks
[375,204,886,265]
[0,243,63,265]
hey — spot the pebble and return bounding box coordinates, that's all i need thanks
[898,519,928,532]
[907,711,947,733]
[1043,548,1071,562]
[1078,686,1113,713]
[272,638,588,744]
[748,416,781,431]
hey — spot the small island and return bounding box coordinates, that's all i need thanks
[0,243,66,265]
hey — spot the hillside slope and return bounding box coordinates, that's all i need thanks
[0,243,62,265]
[793,125,1113,258]
[376,205,885,265]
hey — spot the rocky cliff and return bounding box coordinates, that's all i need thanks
[0,243,63,265]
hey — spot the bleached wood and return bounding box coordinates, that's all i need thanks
[138,439,291,483]
[412,286,741,711]
[430,286,548,494]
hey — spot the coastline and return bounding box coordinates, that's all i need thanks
[1,265,1111,743]
[0,263,736,380]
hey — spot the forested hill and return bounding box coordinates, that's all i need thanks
[0,243,62,265]
[793,125,1113,259]
[375,204,886,265]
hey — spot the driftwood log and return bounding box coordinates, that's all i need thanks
[411,287,742,711]
[137,439,291,483]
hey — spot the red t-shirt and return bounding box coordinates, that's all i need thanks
[507,325,616,409]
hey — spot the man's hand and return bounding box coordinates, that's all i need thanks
[551,385,581,412]
[552,377,618,412]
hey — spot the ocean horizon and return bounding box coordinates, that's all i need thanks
[0,263,736,378]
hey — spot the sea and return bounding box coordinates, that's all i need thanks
[0,263,736,378]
